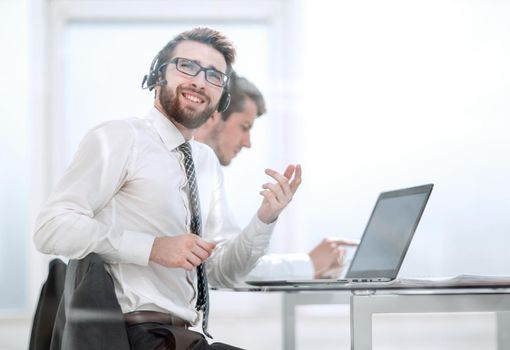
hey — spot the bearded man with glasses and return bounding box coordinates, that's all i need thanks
[34,27,301,350]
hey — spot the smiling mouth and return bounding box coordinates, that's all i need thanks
[182,92,205,104]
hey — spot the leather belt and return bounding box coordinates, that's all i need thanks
[124,311,190,329]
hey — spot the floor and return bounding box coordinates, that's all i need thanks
[0,292,498,350]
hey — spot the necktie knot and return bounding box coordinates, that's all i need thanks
[178,141,192,158]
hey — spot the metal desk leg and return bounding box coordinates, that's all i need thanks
[282,292,351,349]
[282,293,296,350]
[497,311,510,350]
[350,295,373,350]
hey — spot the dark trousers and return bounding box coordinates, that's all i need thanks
[127,323,244,350]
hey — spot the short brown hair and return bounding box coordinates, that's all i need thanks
[221,72,267,121]
[155,27,236,75]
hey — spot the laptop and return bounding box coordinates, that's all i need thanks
[245,183,434,286]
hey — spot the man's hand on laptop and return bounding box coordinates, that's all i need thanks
[308,237,359,279]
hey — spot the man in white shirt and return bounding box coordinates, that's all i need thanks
[195,73,358,280]
[34,27,300,350]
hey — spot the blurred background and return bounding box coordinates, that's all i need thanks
[1,0,510,349]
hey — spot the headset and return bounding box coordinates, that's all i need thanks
[141,54,231,113]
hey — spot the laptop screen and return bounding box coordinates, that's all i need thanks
[346,184,433,280]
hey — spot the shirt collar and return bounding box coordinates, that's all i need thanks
[145,107,190,151]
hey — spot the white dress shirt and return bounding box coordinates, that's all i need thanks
[34,107,276,324]
[247,253,314,280]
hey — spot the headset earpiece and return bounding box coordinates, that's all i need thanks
[217,92,231,113]
[217,76,232,113]
[146,70,159,90]
[142,55,167,90]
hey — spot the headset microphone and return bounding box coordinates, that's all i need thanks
[141,75,149,89]
[141,75,167,90]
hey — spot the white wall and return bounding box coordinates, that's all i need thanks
[298,0,510,277]
[0,0,30,313]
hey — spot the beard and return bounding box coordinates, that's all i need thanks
[159,85,217,129]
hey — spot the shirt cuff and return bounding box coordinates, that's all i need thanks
[245,214,276,247]
[247,253,315,280]
[119,230,155,266]
[251,214,277,235]
[281,253,315,278]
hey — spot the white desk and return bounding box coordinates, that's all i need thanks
[225,280,510,350]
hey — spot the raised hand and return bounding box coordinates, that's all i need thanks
[150,234,216,270]
[257,164,302,224]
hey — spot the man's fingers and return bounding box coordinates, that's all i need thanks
[186,253,202,267]
[331,254,342,269]
[264,169,293,198]
[257,165,301,224]
[289,164,302,193]
[187,238,216,268]
[264,164,302,198]
[327,238,360,247]
[150,235,217,270]
[259,189,277,203]
[182,260,195,271]
[191,245,212,261]
[265,168,290,184]
[283,165,295,179]
[195,238,216,253]
[337,248,346,266]
[262,183,285,202]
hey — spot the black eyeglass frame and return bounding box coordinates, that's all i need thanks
[158,57,230,88]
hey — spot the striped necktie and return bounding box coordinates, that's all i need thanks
[178,141,212,338]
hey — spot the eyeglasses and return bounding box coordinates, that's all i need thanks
[164,57,229,87]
